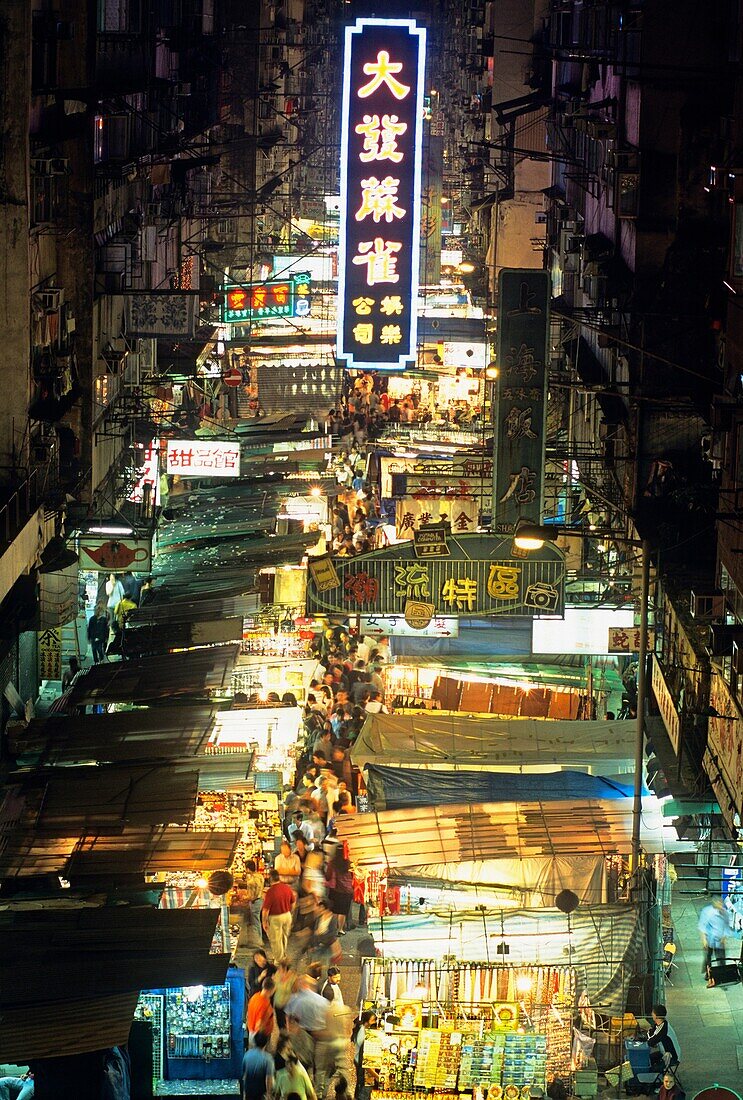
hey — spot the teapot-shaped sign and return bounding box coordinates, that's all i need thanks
[80,540,150,570]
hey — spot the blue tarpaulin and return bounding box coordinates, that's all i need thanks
[366,764,634,810]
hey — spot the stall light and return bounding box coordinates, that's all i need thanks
[196,878,209,889]
[309,486,323,498]
[87,524,135,536]
[458,261,476,274]
[515,974,533,993]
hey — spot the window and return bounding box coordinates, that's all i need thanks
[616,171,640,218]
[97,0,142,33]
[94,115,130,163]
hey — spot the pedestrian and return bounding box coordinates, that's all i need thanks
[247,948,272,998]
[312,900,342,966]
[658,1072,685,1100]
[61,656,80,691]
[646,1004,680,1070]
[274,1053,317,1100]
[286,975,330,1035]
[698,897,732,984]
[262,870,296,961]
[326,847,354,935]
[364,690,388,715]
[320,966,344,1009]
[289,811,315,848]
[351,1011,377,1100]
[87,604,109,663]
[329,1073,353,1100]
[241,1030,274,1100]
[274,958,298,1030]
[105,572,125,625]
[275,840,302,890]
[246,978,276,1046]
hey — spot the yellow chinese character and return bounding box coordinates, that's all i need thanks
[352,323,374,345]
[380,295,404,316]
[380,324,402,345]
[487,564,521,600]
[355,113,407,163]
[355,176,406,224]
[352,296,375,315]
[357,51,411,101]
[441,576,478,612]
[352,238,401,286]
[393,563,430,599]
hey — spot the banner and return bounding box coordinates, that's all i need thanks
[306,532,565,619]
[493,269,550,533]
[125,293,197,337]
[395,498,478,538]
[337,17,426,370]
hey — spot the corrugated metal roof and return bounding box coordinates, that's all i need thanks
[0,826,238,879]
[7,705,217,765]
[66,645,240,704]
[0,907,226,1007]
[9,764,199,830]
[123,617,244,658]
[126,593,260,625]
[0,990,140,1061]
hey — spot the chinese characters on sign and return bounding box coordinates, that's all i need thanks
[608,626,655,653]
[338,18,426,370]
[493,270,550,533]
[166,439,241,478]
[306,533,565,619]
[395,499,478,540]
[222,274,311,325]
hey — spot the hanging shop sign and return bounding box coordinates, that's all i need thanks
[337,17,426,371]
[307,554,341,593]
[125,292,197,337]
[492,269,550,534]
[78,536,153,573]
[38,628,62,681]
[392,472,490,507]
[651,653,681,755]
[608,626,655,653]
[396,499,478,540]
[704,673,743,830]
[531,607,634,657]
[360,613,459,638]
[222,273,311,325]
[165,439,241,478]
[129,440,161,506]
[381,454,493,497]
[306,532,565,619]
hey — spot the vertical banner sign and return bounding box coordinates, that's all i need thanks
[337,18,427,371]
[492,270,551,533]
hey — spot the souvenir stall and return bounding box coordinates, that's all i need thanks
[358,959,575,1099]
[208,704,304,786]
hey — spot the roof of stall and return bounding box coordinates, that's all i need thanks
[65,644,239,704]
[350,712,638,771]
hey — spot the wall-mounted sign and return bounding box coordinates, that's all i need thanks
[38,628,61,681]
[651,653,680,755]
[129,440,161,506]
[704,673,743,831]
[360,614,459,638]
[492,269,550,533]
[381,454,493,497]
[337,17,426,371]
[531,607,634,656]
[222,273,311,325]
[166,439,241,477]
[307,554,341,593]
[413,524,451,558]
[306,532,565,619]
[78,536,153,573]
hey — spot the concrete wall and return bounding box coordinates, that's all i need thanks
[0,2,31,472]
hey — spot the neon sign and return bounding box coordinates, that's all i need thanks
[337,18,426,371]
[222,273,311,325]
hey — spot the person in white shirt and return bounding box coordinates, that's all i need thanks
[364,690,388,715]
[320,966,344,1010]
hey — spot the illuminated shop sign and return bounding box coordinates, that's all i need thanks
[166,439,241,477]
[337,17,426,371]
[222,273,311,325]
[306,533,565,619]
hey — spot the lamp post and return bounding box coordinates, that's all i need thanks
[513,520,650,873]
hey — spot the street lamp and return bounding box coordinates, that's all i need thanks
[512,519,650,873]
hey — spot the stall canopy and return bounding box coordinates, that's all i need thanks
[366,764,633,810]
[363,902,642,1014]
[388,853,609,907]
[66,644,240,704]
[0,906,228,1060]
[334,797,681,871]
[6,705,218,765]
[351,713,638,772]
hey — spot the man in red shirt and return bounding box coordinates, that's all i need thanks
[261,870,295,960]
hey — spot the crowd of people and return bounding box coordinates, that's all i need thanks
[234,639,389,1100]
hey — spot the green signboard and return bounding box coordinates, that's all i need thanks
[222,273,311,324]
[305,532,565,618]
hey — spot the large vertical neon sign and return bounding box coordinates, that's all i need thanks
[337,18,426,371]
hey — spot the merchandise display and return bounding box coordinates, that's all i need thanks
[193,790,279,876]
[360,960,575,1093]
[135,992,165,1084]
[166,984,231,1061]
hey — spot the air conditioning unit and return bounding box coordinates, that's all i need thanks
[49,157,70,174]
[176,82,192,96]
[583,274,608,303]
[732,639,743,674]
[690,588,725,621]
